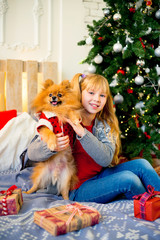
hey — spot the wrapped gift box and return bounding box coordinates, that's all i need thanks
[34,202,101,236]
[0,186,23,216]
[133,185,160,221]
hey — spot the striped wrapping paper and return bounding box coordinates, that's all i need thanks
[0,188,23,216]
[34,202,101,236]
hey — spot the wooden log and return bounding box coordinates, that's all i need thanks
[6,59,23,112]
[0,72,5,111]
[26,61,38,113]
[41,62,58,83]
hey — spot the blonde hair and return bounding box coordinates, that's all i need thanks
[71,73,121,165]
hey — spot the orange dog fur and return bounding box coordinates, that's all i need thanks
[24,79,81,199]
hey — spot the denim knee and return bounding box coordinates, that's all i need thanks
[120,171,139,186]
[119,170,145,195]
[133,158,152,171]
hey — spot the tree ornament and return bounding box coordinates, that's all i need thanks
[110,79,118,87]
[113,41,122,52]
[155,9,160,19]
[136,59,141,66]
[129,8,135,13]
[113,12,121,21]
[126,67,130,73]
[155,46,160,57]
[103,8,110,16]
[145,68,150,73]
[158,78,160,87]
[135,101,145,115]
[141,125,146,133]
[144,132,151,139]
[125,36,134,44]
[97,37,104,41]
[136,59,145,67]
[88,64,96,73]
[114,93,124,104]
[135,75,144,85]
[145,0,152,6]
[127,88,133,94]
[135,0,143,9]
[140,60,145,67]
[145,27,152,35]
[86,36,93,45]
[117,69,125,75]
[94,54,103,64]
[122,45,128,54]
[156,65,160,75]
[139,38,145,49]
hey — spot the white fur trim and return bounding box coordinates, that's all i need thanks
[36,118,53,135]
[43,111,57,118]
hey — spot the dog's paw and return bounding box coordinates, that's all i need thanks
[47,134,57,151]
[47,141,57,151]
[23,191,29,194]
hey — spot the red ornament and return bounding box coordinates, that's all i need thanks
[146,1,152,6]
[129,8,135,13]
[117,69,125,75]
[127,89,133,94]
[144,132,151,139]
[98,37,104,41]
[139,38,145,49]
[134,114,140,128]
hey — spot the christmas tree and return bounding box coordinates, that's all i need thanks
[78,0,160,163]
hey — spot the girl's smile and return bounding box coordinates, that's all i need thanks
[89,102,100,109]
[82,88,107,118]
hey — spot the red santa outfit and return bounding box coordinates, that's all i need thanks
[36,111,74,149]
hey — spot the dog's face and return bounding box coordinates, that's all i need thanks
[48,92,63,106]
[45,83,69,108]
[32,79,73,112]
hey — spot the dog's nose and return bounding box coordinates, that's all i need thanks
[52,96,57,101]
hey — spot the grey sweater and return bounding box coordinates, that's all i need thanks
[26,118,116,168]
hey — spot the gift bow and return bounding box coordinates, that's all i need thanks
[133,185,160,219]
[40,204,98,227]
[0,185,17,215]
[0,185,17,196]
[54,204,97,225]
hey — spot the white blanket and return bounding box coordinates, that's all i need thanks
[0,112,37,172]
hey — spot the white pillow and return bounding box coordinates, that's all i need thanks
[0,112,37,172]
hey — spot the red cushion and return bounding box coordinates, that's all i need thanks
[0,109,17,130]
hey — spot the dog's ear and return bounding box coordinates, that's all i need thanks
[43,79,54,89]
[61,80,70,88]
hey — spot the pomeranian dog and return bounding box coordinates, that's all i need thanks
[24,79,81,199]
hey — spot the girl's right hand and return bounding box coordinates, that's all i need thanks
[54,133,70,152]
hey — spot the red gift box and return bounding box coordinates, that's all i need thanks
[133,185,160,221]
[0,185,23,216]
[34,202,101,236]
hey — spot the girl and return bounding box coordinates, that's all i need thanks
[26,73,160,203]
[66,73,160,203]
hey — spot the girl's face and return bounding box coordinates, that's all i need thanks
[82,87,107,118]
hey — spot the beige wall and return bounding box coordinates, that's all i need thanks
[0,0,104,82]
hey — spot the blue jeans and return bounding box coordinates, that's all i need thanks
[69,159,160,203]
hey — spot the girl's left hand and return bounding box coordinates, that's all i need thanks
[64,118,85,138]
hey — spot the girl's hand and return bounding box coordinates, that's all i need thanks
[54,133,70,152]
[65,118,85,138]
